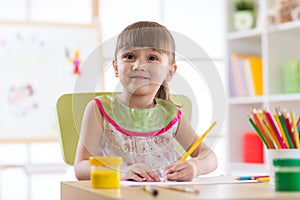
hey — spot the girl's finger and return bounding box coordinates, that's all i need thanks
[166,170,183,181]
[166,162,185,174]
[167,169,192,182]
[122,171,144,182]
[136,171,155,182]
[147,171,160,182]
[130,172,144,182]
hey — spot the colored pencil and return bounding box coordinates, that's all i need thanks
[249,107,300,149]
[291,112,300,148]
[156,185,200,194]
[248,116,269,149]
[264,110,286,149]
[274,112,290,148]
[142,185,158,197]
[283,111,297,148]
[278,110,294,148]
[235,175,269,180]
[262,122,280,149]
[251,109,274,149]
[251,175,269,180]
[235,176,251,180]
[257,177,270,182]
[179,121,216,161]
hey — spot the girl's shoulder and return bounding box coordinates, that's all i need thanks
[93,94,113,106]
[154,97,181,117]
[92,94,115,117]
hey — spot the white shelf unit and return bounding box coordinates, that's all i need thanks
[226,0,300,171]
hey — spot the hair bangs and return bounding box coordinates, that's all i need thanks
[116,27,174,57]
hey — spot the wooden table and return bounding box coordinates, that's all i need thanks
[61,181,300,200]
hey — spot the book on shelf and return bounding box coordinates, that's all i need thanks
[229,53,262,97]
[228,56,238,97]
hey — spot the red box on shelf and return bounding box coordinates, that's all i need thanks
[243,131,264,163]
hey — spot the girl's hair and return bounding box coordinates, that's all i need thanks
[115,21,175,101]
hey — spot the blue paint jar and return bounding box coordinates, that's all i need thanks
[273,159,300,191]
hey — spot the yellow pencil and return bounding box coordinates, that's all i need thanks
[274,109,290,149]
[257,177,270,182]
[291,111,300,148]
[180,121,217,162]
[262,119,280,149]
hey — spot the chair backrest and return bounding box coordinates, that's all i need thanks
[56,92,192,165]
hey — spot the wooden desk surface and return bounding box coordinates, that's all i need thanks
[61,181,300,200]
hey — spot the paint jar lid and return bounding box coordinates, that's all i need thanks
[273,158,300,191]
[273,158,300,167]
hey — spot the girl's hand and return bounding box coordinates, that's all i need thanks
[165,159,198,182]
[121,163,160,182]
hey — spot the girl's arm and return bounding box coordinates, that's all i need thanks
[74,100,160,182]
[166,115,218,181]
[74,100,103,180]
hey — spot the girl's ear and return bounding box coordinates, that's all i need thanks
[166,64,177,81]
[113,60,119,77]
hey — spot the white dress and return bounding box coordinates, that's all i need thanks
[93,95,183,172]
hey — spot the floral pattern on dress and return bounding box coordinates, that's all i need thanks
[95,96,182,172]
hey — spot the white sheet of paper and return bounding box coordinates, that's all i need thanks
[121,175,258,186]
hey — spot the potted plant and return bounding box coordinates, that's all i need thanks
[233,0,256,31]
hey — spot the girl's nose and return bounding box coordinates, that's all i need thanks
[132,59,147,71]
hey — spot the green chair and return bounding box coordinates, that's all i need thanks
[56,92,192,165]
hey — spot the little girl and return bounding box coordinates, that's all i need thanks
[74,21,217,182]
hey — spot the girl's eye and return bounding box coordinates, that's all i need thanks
[148,55,158,61]
[124,54,135,60]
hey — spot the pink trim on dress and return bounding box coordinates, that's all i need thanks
[93,98,181,137]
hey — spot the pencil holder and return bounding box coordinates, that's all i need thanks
[266,149,300,185]
[273,158,300,191]
[89,156,122,189]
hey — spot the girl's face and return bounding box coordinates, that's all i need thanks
[113,47,176,96]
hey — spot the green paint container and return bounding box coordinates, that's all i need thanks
[283,60,300,93]
[273,159,300,191]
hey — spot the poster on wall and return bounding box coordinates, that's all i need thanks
[0,24,99,138]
